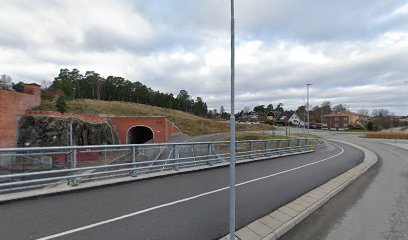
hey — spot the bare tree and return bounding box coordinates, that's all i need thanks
[357,108,369,116]
[220,106,225,115]
[332,104,349,113]
[0,74,12,83]
[371,109,390,118]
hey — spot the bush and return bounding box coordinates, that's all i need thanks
[366,121,374,131]
[263,120,275,125]
[56,97,67,113]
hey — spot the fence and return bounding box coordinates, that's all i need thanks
[0,138,323,192]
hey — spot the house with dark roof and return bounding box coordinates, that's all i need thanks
[276,111,304,126]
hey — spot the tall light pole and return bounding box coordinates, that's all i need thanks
[307,83,312,132]
[229,0,236,239]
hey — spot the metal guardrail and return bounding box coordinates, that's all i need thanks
[0,138,323,191]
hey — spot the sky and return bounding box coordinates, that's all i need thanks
[0,0,407,115]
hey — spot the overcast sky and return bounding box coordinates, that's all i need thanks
[1,0,408,115]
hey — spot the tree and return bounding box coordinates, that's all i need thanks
[366,121,374,131]
[274,103,284,112]
[332,104,348,113]
[296,105,307,122]
[220,106,225,115]
[321,101,331,114]
[12,82,25,92]
[357,109,369,116]
[0,74,12,83]
[266,104,274,113]
[253,105,266,116]
[371,109,390,118]
[56,97,67,113]
[49,69,210,117]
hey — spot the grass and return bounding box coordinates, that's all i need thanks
[365,131,408,139]
[292,133,321,139]
[41,99,274,136]
[226,133,288,141]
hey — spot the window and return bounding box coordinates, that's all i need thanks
[335,117,339,121]
[335,123,339,127]
[344,123,348,127]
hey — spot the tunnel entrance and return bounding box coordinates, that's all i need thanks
[127,126,154,144]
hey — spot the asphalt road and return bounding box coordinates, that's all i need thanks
[280,132,408,240]
[0,140,363,240]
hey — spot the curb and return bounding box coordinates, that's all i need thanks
[221,139,378,240]
[0,149,314,204]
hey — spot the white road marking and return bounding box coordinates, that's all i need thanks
[37,142,344,240]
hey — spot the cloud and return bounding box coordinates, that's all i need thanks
[0,0,407,115]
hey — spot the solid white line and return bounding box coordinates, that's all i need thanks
[37,143,344,240]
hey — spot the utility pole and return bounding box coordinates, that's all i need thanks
[307,83,312,132]
[229,0,236,239]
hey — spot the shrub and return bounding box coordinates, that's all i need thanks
[56,97,67,113]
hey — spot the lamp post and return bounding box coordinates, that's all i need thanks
[306,83,312,132]
[229,0,236,239]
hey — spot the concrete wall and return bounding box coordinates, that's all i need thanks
[0,84,41,148]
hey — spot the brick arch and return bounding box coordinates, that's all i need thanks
[110,116,180,144]
[126,125,154,144]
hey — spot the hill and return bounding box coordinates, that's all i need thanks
[60,99,273,136]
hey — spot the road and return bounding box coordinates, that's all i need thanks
[280,132,408,240]
[0,140,362,240]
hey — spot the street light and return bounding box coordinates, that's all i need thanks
[307,83,312,132]
[229,0,236,239]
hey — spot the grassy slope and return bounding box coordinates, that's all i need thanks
[65,99,273,136]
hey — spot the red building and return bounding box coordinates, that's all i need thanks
[322,112,369,130]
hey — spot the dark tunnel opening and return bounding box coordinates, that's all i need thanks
[127,126,154,144]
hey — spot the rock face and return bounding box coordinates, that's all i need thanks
[17,116,116,147]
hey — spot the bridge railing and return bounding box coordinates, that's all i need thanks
[0,138,323,192]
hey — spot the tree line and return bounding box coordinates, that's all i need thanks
[49,69,208,116]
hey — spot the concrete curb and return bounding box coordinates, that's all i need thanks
[221,139,378,240]
[0,149,314,204]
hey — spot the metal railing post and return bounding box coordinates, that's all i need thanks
[249,141,253,159]
[70,149,78,186]
[264,141,268,157]
[207,143,213,165]
[131,146,137,177]
[173,145,179,171]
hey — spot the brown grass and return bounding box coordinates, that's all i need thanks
[63,99,273,136]
[365,131,408,139]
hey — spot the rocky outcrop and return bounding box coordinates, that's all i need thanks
[17,116,116,147]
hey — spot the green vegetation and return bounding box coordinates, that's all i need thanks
[365,131,408,139]
[50,69,208,117]
[56,97,67,113]
[58,99,274,136]
[292,133,321,138]
[226,133,288,141]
